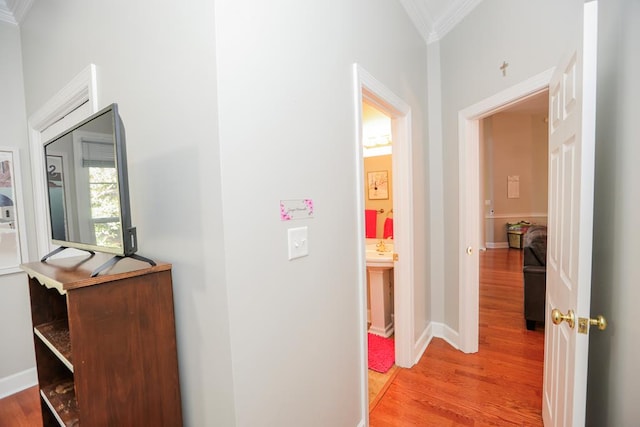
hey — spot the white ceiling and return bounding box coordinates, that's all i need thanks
[0,0,481,43]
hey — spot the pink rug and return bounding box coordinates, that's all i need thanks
[368,333,395,373]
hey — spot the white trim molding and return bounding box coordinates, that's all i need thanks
[27,64,98,259]
[457,68,554,354]
[485,242,509,249]
[485,213,548,220]
[399,0,483,44]
[354,63,414,425]
[0,368,37,399]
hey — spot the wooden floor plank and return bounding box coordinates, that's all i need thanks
[370,248,544,426]
[0,386,42,427]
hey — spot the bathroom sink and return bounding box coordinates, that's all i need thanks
[365,243,394,267]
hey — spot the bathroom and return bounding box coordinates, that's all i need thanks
[362,101,395,339]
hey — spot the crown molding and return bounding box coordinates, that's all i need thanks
[0,1,17,25]
[430,0,483,42]
[399,0,433,45]
[8,0,33,23]
[401,0,483,45]
[0,0,34,25]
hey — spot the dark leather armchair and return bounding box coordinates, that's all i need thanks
[523,226,547,330]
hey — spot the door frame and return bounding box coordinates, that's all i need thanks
[457,68,554,353]
[353,63,415,415]
[27,64,98,259]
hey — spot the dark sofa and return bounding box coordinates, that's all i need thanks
[523,225,547,330]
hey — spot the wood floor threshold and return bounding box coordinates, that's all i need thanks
[369,365,401,412]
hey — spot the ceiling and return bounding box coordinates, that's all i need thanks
[1,0,481,43]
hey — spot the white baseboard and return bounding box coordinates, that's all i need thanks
[412,322,433,365]
[0,368,37,399]
[409,322,462,366]
[431,321,460,350]
[485,242,509,249]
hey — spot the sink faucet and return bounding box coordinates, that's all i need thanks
[376,240,386,252]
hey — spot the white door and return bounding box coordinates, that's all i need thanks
[543,2,599,426]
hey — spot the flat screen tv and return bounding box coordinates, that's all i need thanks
[43,103,138,259]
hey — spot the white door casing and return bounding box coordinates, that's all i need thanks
[28,64,98,259]
[543,2,598,426]
[353,63,415,421]
[457,69,554,353]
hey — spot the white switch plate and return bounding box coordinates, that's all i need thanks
[288,226,308,260]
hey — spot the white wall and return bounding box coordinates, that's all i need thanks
[436,0,582,329]
[587,0,640,424]
[18,0,430,425]
[0,21,37,397]
[215,0,428,424]
[19,1,235,425]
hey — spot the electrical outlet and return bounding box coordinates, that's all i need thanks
[288,226,308,260]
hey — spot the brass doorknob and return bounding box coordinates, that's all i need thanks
[551,308,575,329]
[578,314,608,334]
[589,315,607,331]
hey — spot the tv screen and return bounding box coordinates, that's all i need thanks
[43,103,137,257]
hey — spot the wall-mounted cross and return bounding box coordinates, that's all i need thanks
[500,61,509,76]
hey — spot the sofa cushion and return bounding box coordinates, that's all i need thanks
[523,225,547,266]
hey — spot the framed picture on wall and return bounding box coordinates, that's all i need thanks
[0,148,28,274]
[367,170,389,200]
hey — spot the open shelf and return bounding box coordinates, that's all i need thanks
[40,380,79,427]
[23,254,182,425]
[34,320,73,372]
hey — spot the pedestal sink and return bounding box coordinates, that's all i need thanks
[366,243,394,337]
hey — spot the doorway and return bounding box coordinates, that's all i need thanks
[480,91,549,251]
[353,64,415,419]
[457,69,554,354]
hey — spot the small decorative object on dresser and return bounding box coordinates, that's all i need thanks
[21,252,183,426]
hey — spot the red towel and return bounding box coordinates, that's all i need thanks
[383,218,393,239]
[365,210,377,238]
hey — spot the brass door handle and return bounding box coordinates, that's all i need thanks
[578,315,607,334]
[551,308,575,329]
[588,315,607,330]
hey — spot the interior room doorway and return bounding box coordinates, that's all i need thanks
[353,64,415,419]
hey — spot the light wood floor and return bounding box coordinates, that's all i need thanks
[0,249,542,426]
[370,248,545,426]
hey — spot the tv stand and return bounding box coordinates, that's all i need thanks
[40,247,156,277]
[40,246,95,263]
[91,253,156,277]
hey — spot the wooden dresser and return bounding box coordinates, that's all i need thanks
[21,253,183,426]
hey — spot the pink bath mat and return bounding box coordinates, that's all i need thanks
[368,333,395,373]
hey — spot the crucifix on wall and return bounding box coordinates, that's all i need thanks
[500,61,509,77]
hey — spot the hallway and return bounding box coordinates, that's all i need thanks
[370,248,544,426]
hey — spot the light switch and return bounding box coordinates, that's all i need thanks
[288,226,308,260]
